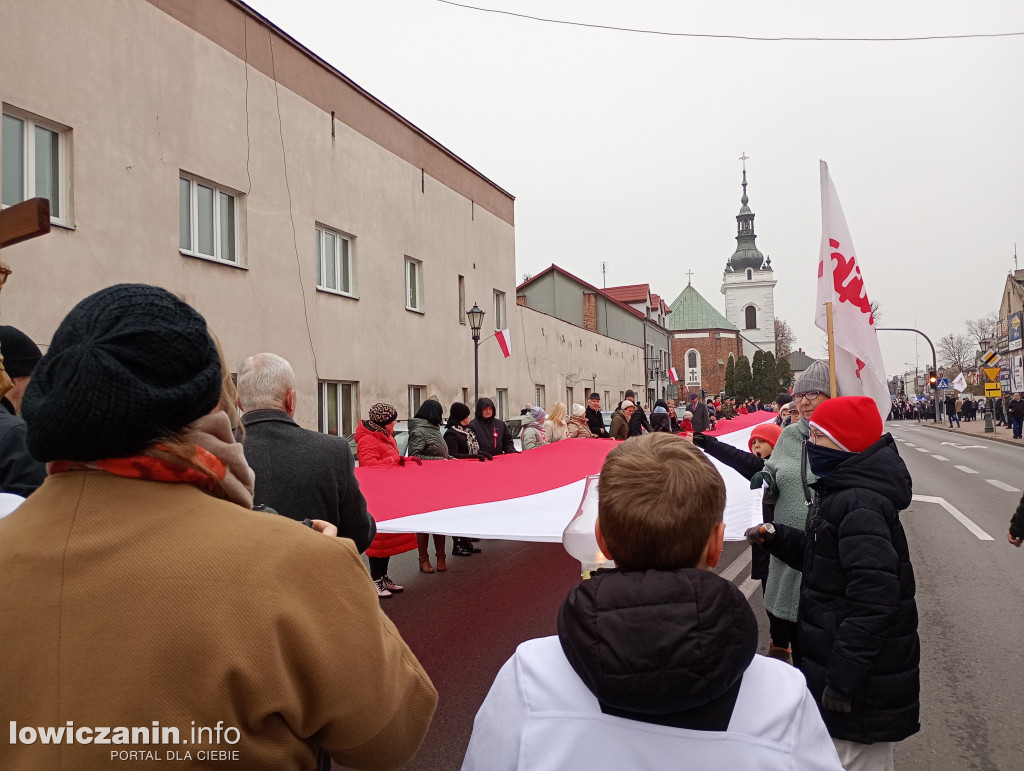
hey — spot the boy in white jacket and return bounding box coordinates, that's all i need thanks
[463,433,843,771]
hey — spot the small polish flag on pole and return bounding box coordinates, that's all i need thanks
[495,328,511,358]
[667,367,678,383]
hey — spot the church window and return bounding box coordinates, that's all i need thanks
[745,306,757,329]
[746,269,752,280]
[688,351,697,369]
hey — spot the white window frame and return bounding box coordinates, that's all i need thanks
[566,386,574,407]
[495,388,509,421]
[179,172,241,266]
[535,384,545,409]
[316,224,355,296]
[686,348,701,385]
[318,380,358,437]
[405,256,424,312]
[1,107,71,226]
[493,289,506,330]
[408,385,426,418]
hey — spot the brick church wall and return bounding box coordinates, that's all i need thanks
[670,330,741,397]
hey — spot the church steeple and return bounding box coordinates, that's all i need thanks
[728,154,766,271]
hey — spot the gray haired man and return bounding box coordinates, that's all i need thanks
[237,353,376,553]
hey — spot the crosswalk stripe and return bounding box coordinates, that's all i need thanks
[931,455,949,461]
[915,447,929,453]
[954,465,977,474]
[719,549,752,583]
[739,577,761,599]
[986,479,1021,492]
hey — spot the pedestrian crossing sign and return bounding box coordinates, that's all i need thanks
[936,378,949,388]
[984,367,1002,382]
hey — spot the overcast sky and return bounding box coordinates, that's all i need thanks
[246,0,1023,379]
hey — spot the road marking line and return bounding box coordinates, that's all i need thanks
[931,455,949,461]
[905,443,917,447]
[912,495,994,540]
[894,438,906,443]
[739,577,761,599]
[986,479,1022,492]
[915,447,929,453]
[719,549,752,583]
[954,465,977,474]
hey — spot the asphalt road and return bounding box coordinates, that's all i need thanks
[336,421,1024,771]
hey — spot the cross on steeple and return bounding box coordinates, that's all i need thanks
[686,269,694,285]
[739,152,749,172]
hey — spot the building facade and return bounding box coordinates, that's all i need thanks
[1,0,518,428]
[721,167,777,359]
[667,282,741,397]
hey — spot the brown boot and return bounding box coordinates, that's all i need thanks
[417,533,434,573]
[433,534,447,572]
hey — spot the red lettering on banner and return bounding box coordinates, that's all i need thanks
[827,238,874,325]
[855,358,866,379]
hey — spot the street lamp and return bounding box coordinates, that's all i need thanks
[467,303,485,405]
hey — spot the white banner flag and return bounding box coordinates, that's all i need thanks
[951,372,968,393]
[815,161,891,423]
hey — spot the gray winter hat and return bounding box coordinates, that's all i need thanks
[793,360,831,396]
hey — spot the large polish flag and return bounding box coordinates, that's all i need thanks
[816,161,891,422]
[357,412,774,544]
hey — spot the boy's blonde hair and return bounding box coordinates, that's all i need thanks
[598,433,725,571]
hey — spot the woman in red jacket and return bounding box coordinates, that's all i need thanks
[357,402,417,598]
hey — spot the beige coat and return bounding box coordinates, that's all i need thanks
[0,471,436,770]
[565,416,593,439]
[544,419,568,442]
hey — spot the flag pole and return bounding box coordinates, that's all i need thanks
[826,302,838,398]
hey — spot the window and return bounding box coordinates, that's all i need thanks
[566,387,574,406]
[180,173,239,264]
[686,349,701,384]
[493,289,506,330]
[458,275,466,324]
[746,269,753,280]
[316,225,353,295]
[604,390,610,406]
[745,306,758,329]
[495,388,509,421]
[408,385,426,418]
[405,257,423,311]
[462,387,469,405]
[318,381,357,437]
[535,384,545,409]
[2,109,69,224]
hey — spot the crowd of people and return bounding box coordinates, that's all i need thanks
[2,284,1023,769]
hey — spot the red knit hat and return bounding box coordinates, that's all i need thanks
[808,396,883,453]
[748,422,782,452]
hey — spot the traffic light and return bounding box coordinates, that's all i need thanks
[928,371,938,389]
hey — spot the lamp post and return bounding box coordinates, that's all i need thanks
[467,303,485,406]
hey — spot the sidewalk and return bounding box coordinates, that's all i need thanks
[905,414,1024,448]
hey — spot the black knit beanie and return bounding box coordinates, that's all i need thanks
[23,284,222,462]
[446,402,471,427]
[0,326,43,378]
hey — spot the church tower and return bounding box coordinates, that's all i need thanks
[721,159,777,359]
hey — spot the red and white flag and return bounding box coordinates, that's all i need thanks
[495,328,511,358]
[815,161,890,422]
[667,367,679,383]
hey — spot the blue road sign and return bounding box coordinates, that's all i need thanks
[937,378,950,388]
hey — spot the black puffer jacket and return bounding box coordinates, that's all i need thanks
[558,568,757,729]
[767,434,919,744]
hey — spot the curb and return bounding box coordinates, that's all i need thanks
[912,421,1024,449]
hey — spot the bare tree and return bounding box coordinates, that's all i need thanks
[869,299,883,325]
[774,318,797,359]
[938,333,973,371]
[965,312,998,346]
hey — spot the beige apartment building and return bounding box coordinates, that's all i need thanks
[1,0,646,432]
